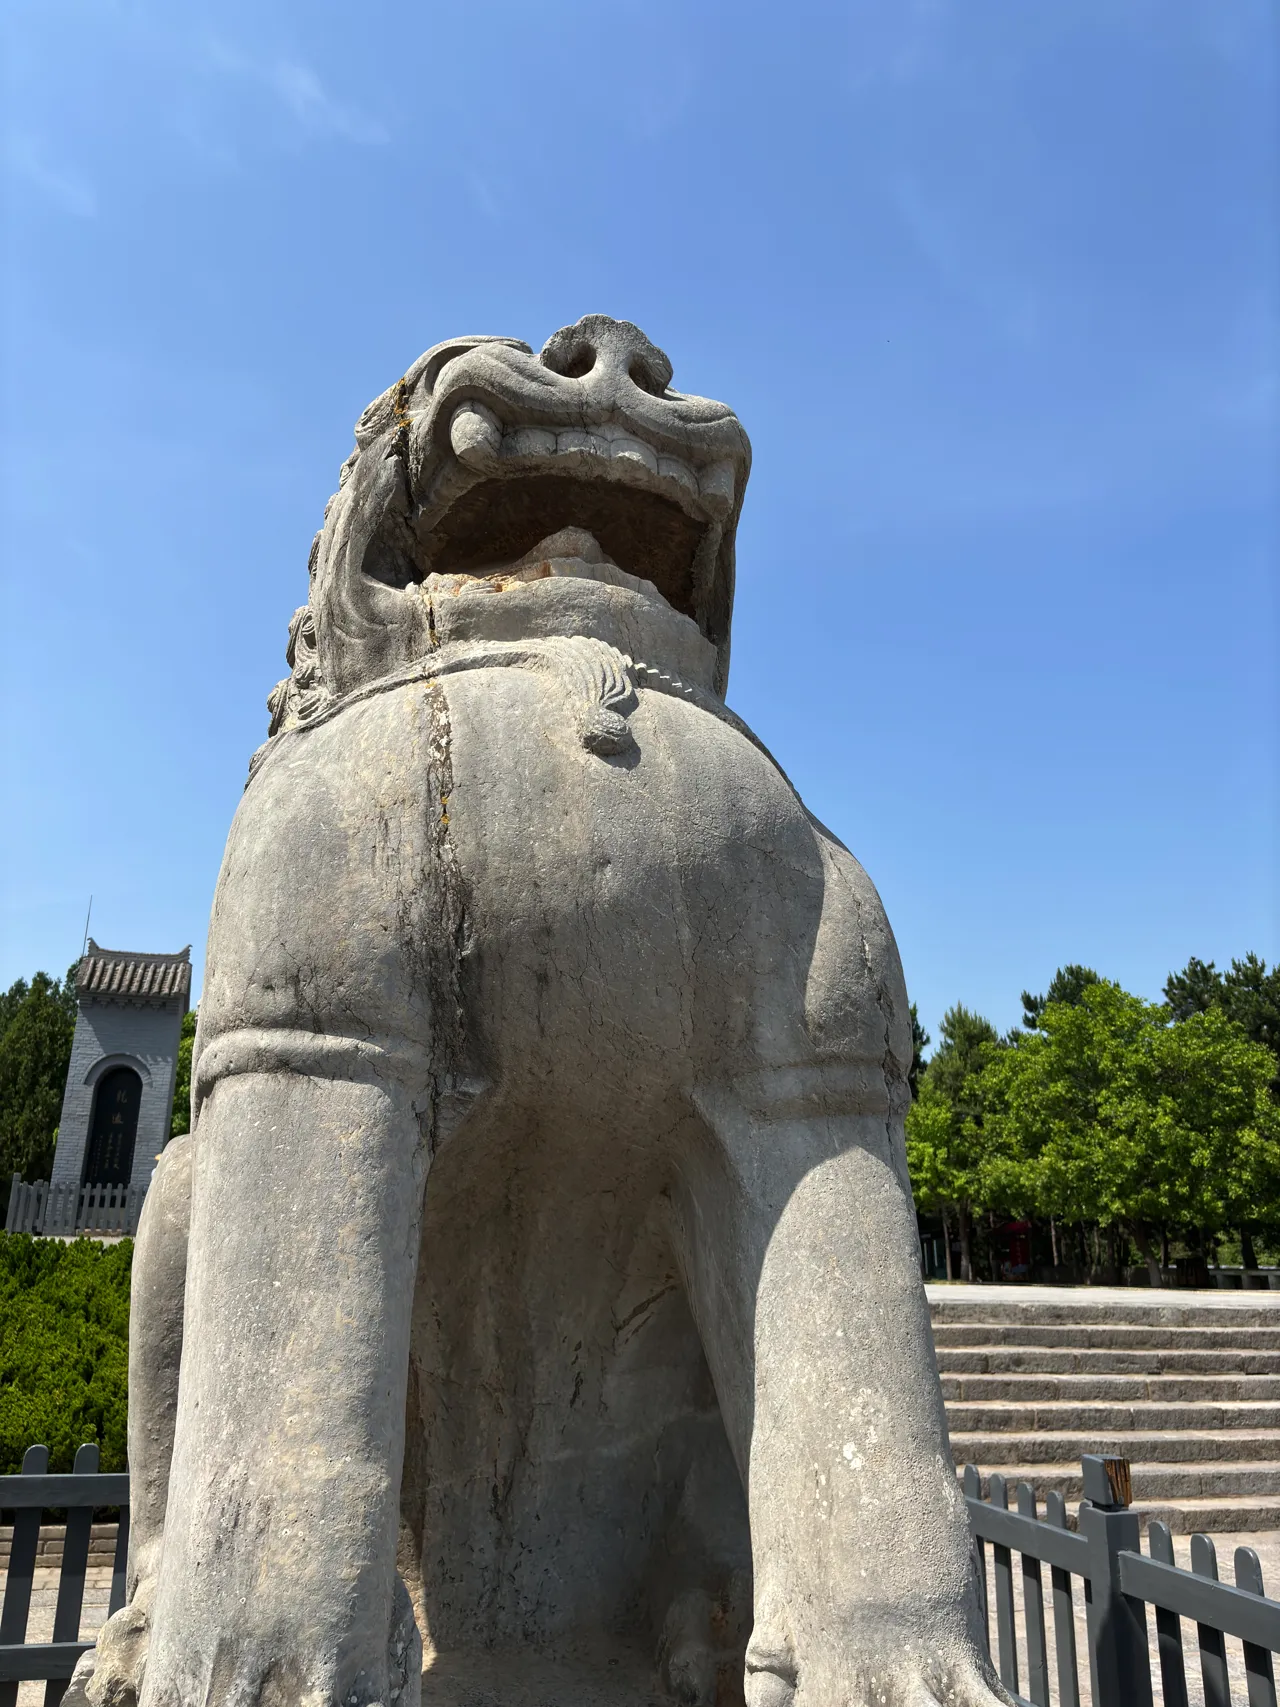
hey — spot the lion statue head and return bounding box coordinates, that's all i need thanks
[265,316,752,747]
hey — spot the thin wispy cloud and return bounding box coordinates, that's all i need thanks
[4,135,97,218]
[201,38,389,147]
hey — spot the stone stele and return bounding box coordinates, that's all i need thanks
[80,318,1006,1707]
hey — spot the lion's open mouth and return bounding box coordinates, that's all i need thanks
[419,465,712,617]
[364,398,738,627]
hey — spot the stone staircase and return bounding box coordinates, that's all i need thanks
[928,1284,1280,1533]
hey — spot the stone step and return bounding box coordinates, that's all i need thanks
[933,1322,1280,1351]
[930,1293,1280,1330]
[941,1372,1280,1403]
[1128,1497,1280,1534]
[949,1427,1280,1466]
[936,1345,1280,1376]
[958,1460,1280,1503]
[930,1289,1280,1533]
[955,1467,1280,1533]
[945,1399,1280,1433]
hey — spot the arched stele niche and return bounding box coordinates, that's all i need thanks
[84,1051,152,1087]
[84,1065,143,1187]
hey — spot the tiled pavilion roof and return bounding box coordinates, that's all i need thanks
[77,939,192,1007]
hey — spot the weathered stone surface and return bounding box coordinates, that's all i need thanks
[86,317,1004,1707]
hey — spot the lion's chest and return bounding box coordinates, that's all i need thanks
[201,670,826,1083]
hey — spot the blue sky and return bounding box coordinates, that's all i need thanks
[1,0,1276,1046]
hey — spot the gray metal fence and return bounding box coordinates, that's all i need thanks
[964,1455,1280,1707]
[4,1177,146,1239]
[0,1446,129,1707]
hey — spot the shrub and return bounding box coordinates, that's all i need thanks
[0,1234,132,1473]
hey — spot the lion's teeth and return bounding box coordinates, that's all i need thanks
[611,437,658,474]
[450,409,713,508]
[658,455,697,494]
[507,426,557,458]
[556,429,610,457]
[450,402,502,466]
[699,459,736,513]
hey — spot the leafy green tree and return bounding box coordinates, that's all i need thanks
[1165,953,1280,1263]
[0,964,78,1218]
[169,1007,198,1138]
[973,982,1280,1285]
[1021,964,1101,1030]
[905,1005,1006,1279]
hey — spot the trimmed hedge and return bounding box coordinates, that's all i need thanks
[0,1235,132,1474]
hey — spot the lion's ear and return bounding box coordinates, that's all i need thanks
[266,677,292,737]
[353,340,531,450]
[284,606,313,669]
[403,335,533,402]
[354,388,400,449]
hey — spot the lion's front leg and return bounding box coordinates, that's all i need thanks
[139,1065,428,1707]
[85,1134,191,1707]
[682,1080,1006,1707]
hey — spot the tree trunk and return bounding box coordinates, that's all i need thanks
[958,1202,973,1283]
[1242,1227,1258,1271]
[1161,1224,1170,1272]
[1050,1215,1059,1269]
[1127,1219,1164,1288]
[943,1207,954,1281]
[988,1210,999,1283]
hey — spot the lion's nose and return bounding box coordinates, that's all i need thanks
[540,315,673,397]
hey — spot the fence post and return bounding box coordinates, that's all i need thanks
[44,1444,99,1707]
[1234,1546,1278,1707]
[0,1444,50,1707]
[962,1463,990,1643]
[1079,1455,1154,1707]
[4,1174,20,1234]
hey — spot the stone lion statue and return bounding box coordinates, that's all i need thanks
[82,318,1004,1707]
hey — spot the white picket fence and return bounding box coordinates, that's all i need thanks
[4,1174,147,1237]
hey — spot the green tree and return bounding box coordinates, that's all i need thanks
[974,982,1280,1285]
[908,1003,929,1101]
[1165,953,1280,1264]
[905,1004,1006,1279]
[169,1007,198,1138]
[1021,964,1101,1030]
[0,977,32,1040]
[1165,953,1279,1062]
[1163,956,1223,1022]
[0,964,78,1218]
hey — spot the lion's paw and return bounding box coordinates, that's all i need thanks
[744,1624,1011,1707]
[84,1593,151,1707]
